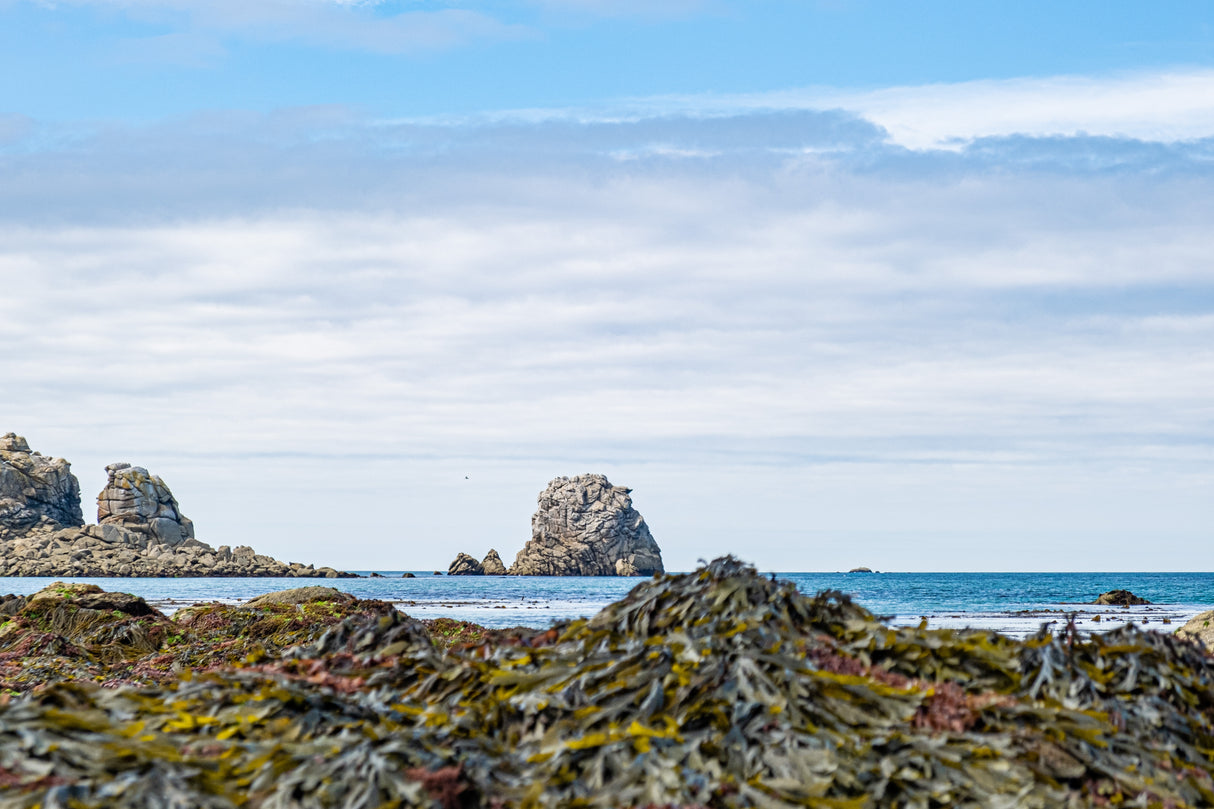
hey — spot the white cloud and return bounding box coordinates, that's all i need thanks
[3,157,1212,569]
[839,70,1214,148]
[538,69,1214,151]
[677,69,1214,149]
[2,79,1213,570]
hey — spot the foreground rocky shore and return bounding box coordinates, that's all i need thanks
[3,557,1214,808]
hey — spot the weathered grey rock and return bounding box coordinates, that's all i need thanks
[448,552,484,576]
[614,558,644,576]
[481,549,507,575]
[509,474,664,576]
[1177,610,1214,647]
[97,463,195,547]
[0,433,84,539]
[0,435,354,578]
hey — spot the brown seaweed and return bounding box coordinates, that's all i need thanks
[2,558,1214,807]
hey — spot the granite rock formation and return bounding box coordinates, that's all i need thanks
[0,433,351,578]
[0,433,84,540]
[98,463,195,547]
[509,474,664,576]
[1176,611,1214,647]
[448,552,484,576]
[0,521,349,579]
[481,548,507,575]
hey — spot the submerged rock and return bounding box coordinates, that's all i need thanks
[509,473,664,576]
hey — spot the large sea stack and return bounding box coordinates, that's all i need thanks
[0,432,84,540]
[97,462,196,547]
[509,473,664,576]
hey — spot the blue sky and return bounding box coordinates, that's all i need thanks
[3,1,1212,120]
[2,1,1213,571]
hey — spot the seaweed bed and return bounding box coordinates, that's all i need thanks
[2,558,1214,808]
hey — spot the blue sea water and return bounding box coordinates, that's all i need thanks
[2,570,1212,638]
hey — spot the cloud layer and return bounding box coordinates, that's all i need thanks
[3,74,1213,571]
[745,70,1214,149]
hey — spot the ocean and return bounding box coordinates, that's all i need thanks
[2,570,1212,638]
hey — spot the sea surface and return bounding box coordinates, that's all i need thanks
[3,571,1212,638]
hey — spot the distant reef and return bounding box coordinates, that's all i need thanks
[0,433,351,578]
[448,473,665,577]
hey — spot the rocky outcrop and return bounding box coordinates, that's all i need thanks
[0,523,350,578]
[245,587,356,608]
[21,581,160,619]
[0,433,352,578]
[1093,589,1151,606]
[448,549,506,575]
[1176,611,1214,647]
[481,549,507,575]
[98,463,195,547]
[0,433,84,540]
[448,552,484,576]
[509,474,664,576]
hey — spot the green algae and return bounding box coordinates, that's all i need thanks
[2,559,1214,807]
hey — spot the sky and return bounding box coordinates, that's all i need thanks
[2,1,1212,572]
